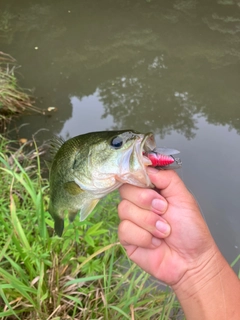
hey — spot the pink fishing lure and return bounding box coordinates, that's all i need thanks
[144,152,175,166]
[143,147,182,168]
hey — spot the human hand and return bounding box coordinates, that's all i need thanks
[118,167,217,286]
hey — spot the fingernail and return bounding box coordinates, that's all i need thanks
[156,220,171,235]
[152,198,167,213]
[152,237,162,247]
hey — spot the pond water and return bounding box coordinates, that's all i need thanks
[1,0,240,271]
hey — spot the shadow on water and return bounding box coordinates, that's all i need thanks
[0,0,240,269]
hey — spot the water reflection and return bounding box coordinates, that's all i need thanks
[97,57,200,139]
[61,93,114,138]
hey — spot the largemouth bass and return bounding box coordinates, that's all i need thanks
[48,130,181,236]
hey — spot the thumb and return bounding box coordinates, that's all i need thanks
[147,167,191,200]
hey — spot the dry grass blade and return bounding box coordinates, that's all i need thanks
[0,52,16,64]
[0,52,43,121]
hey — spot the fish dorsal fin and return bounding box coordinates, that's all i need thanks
[44,160,52,170]
[49,135,65,159]
[80,199,99,221]
[64,181,84,195]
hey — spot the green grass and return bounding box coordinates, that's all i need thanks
[0,135,182,320]
[231,255,240,279]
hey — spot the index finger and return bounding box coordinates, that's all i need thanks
[119,183,168,215]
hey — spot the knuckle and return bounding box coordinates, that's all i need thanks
[139,230,152,247]
[118,200,130,218]
[137,188,152,205]
[118,220,130,237]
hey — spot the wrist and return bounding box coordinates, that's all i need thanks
[172,244,223,298]
[172,245,240,320]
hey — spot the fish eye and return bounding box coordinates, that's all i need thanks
[110,136,123,149]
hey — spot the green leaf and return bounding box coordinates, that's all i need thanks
[86,222,105,236]
[108,305,130,319]
[84,234,95,246]
[64,275,104,286]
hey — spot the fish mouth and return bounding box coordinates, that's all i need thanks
[140,133,156,165]
[140,133,182,169]
[116,132,156,187]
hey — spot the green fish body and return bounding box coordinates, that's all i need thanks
[48,130,156,236]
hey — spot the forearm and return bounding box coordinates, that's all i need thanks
[173,246,240,320]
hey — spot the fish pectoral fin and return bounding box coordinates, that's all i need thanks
[63,181,84,195]
[80,199,99,221]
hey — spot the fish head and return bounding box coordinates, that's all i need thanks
[109,130,156,187]
[73,130,157,193]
